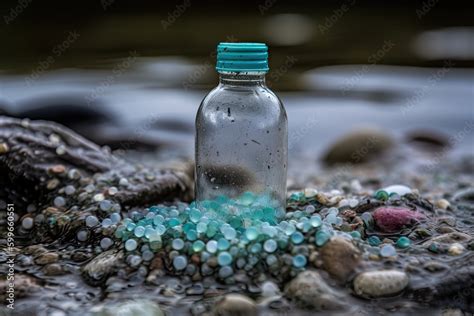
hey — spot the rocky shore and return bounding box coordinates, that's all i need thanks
[0,115,473,316]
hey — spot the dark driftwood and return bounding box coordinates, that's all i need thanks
[0,115,193,209]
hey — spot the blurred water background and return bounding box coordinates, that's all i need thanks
[1,0,473,172]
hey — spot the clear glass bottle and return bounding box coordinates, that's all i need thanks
[195,43,288,210]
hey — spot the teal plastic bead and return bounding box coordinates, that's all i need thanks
[350,231,361,239]
[263,239,277,253]
[217,238,230,251]
[374,190,389,201]
[309,215,322,228]
[291,232,304,244]
[217,251,232,266]
[125,239,137,251]
[196,222,207,233]
[192,240,205,252]
[368,236,381,246]
[315,230,330,246]
[396,236,411,249]
[134,226,145,238]
[245,227,259,241]
[292,254,307,268]
[206,240,218,253]
[189,208,202,223]
[186,229,198,241]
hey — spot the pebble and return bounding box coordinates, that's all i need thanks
[0,142,9,154]
[85,215,99,227]
[304,188,318,198]
[43,263,64,276]
[64,185,76,195]
[396,236,411,249]
[353,270,409,298]
[373,207,426,233]
[320,237,361,282]
[382,185,412,196]
[213,294,257,316]
[435,199,451,210]
[380,244,397,257]
[50,164,66,174]
[35,252,59,265]
[285,271,347,310]
[448,243,465,256]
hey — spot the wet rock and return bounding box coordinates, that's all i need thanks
[43,263,65,276]
[0,274,40,300]
[285,271,348,310]
[322,128,393,165]
[91,299,164,316]
[448,243,465,256]
[423,261,449,272]
[435,199,451,210]
[320,237,361,282]
[213,294,257,316]
[34,252,59,265]
[82,250,124,286]
[425,232,472,245]
[405,130,450,151]
[353,270,409,298]
[372,206,426,233]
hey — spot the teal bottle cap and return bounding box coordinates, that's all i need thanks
[216,42,269,73]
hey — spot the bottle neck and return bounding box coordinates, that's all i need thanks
[219,72,266,87]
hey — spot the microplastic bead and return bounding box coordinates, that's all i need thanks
[53,196,66,207]
[380,244,397,257]
[396,236,411,249]
[110,213,121,224]
[77,230,88,242]
[193,240,205,252]
[291,232,304,244]
[315,230,330,246]
[368,236,381,246]
[100,200,112,211]
[100,237,113,250]
[245,227,259,241]
[22,217,34,230]
[173,255,187,270]
[217,238,230,251]
[125,239,138,251]
[263,239,277,253]
[217,251,232,266]
[132,225,144,237]
[250,243,262,254]
[156,224,166,235]
[93,193,105,202]
[266,254,278,266]
[374,190,389,201]
[64,185,76,195]
[292,254,307,268]
[218,266,233,278]
[350,231,361,239]
[284,223,296,236]
[310,215,322,227]
[186,229,198,241]
[102,218,112,228]
[196,222,207,233]
[223,227,237,240]
[206,240,218,253]
[153,215,165,225]
[189,208,202,223]
[142,250,154,261]
[172,238,185,250]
